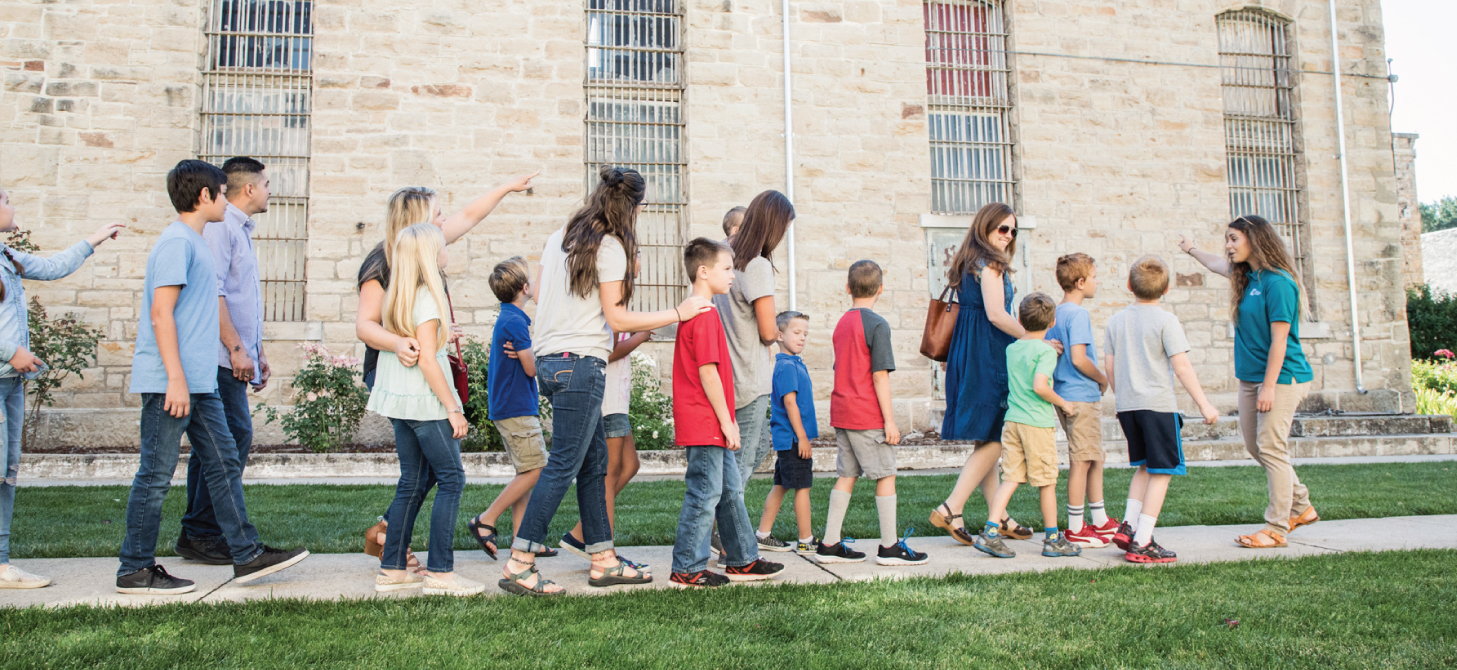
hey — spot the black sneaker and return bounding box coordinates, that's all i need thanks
[724,558,786,582]
[1125,539,1178,564]
[174,533,231,565]
[1111,520,1136,551]
[233,545,310,583]
[814,539,867,564]
[116,564,196,595]
[757,535,793,552]
[558,532,590,560]
[1041,532,1083,557]
[876,529,930,566]
[670,569,730,588]
[972,529,1016,558]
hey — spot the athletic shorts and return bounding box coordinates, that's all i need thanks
[1117,410,1186,475]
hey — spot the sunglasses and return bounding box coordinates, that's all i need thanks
[996,224,1018,238]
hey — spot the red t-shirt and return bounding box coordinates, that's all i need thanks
[674,306,736,447]
[831,308,896,430]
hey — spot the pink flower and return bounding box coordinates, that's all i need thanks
[1436,349,1455,360]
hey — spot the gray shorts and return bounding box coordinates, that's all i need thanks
[603,412,631,439]
[835,428,896,480]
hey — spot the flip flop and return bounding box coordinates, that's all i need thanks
[930,503,976,547]
[1235,529,1287,548]
[466,517,498,560]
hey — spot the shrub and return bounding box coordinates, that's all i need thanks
[1411,355,1457,420]
[255,343,369,452]
[22,298,104,449]
[626,352,674,450]
[1406,285,1457,360]
[459,338,503,453]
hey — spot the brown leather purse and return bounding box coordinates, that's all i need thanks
[919,285,959,362]
[445,292,470,405]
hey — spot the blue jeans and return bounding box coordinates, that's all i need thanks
[735,394,773,493]
[180,368,253,540]
[512,353,613,555]
[0,377,23,564]
[672,445,760,573]
[382,418,465,573]
[118,393,262,575]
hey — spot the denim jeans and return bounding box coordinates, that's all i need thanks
[382,418,465,573]
[0,377,23,564]
[672,445,760,573]
[118,393,262,575]
[735,393,773,492]
[180,368,253,540]
[512,353,613,554]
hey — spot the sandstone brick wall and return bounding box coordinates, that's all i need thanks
[1,0,1413,447]
[1393,133,1421,289]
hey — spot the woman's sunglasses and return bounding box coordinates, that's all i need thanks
[996,224,1018,238]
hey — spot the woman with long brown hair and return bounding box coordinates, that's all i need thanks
[499,166,711,596]
[929,202,1041,546]
[1179,215,1316,549]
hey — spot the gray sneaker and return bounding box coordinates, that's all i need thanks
[1042,533,1083,558]
[757,535,792,552]
[972,529,1016,558]
[710,530,723,557]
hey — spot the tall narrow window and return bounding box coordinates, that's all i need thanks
[924,1,1014,214]
[1218,10,1310,284]
[200,0,313,322]
[585,0,686,314]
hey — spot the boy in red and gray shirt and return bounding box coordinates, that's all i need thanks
[819,260,929,567]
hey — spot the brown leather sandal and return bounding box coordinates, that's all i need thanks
[1235,529,1287,548]
[1289,507,1320,531]
[930,504,976,547]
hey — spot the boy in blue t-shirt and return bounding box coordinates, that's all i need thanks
[467,257,546,560]
[756,311,819,554]
[118,160,308,596]
[1045,253,1119,549]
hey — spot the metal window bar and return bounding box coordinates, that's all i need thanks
[199,0,313,322]
[924,0,1014,214]
[585,0,687,316]
[1218,10,1306,274]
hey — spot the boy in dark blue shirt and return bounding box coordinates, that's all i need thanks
[467,257,546,560]
[755,311,820,554]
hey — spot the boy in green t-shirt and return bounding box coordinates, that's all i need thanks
[973,293,1083,559]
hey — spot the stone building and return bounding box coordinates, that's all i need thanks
[1392,132,1421,288]
[1,0,1412,446]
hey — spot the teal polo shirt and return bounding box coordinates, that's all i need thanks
[1234,269,1314,384]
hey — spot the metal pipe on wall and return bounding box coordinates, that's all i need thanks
[1328,0,1367,394]
[782,0,797,311]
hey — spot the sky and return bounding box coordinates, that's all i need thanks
[1383,0,1456,202]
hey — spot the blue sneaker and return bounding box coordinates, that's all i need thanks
[558,533,589,560]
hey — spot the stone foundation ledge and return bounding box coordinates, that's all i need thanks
[21,433,1453,481]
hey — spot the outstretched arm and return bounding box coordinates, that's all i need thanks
[1178,235,1231,278]
[440,172,539,244]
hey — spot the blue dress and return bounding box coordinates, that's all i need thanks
[941,264,1016,442]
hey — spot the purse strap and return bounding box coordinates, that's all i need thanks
[445,290,464,361]
[937,285,956,304]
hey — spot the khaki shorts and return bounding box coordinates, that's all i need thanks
[1000,422,1058,488]
[494,415,547,474]
[835,428,896,480]
[1057,401,1105,463]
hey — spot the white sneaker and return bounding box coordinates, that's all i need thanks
[423,574,486,597]
[0,564,52,589]
[375,571,425,593]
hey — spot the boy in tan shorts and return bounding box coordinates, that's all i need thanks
[1046,253,1119,548]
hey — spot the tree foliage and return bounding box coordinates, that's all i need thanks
[1421,196,1457,233]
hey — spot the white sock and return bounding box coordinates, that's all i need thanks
[824,489,852,545]
[1067,504,1085,532]
[756,530,771,540]
[1089,501,1109,526]
[876,494,898,547]
[1133,513,1157,547]
[800,536,814,544]
[1125,498,1143,529]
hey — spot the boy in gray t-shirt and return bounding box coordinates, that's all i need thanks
[1103,256,1219,565]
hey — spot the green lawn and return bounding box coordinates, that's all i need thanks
[14,461,1456,559]
[2,550,1453,669]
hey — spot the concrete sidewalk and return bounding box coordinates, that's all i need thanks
[4,514,1454,609]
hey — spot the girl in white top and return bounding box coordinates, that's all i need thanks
[368,224,481,597]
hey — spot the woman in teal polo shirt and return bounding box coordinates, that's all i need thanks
[1180,215,1317,549]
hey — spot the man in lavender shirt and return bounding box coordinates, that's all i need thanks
[175,157,271,564]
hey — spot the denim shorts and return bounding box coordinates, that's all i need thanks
[603,412,631,439]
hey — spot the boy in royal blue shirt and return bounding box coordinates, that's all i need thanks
[467,257,547,559]
[755,311,819,554]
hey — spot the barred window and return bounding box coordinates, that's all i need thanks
[199,0,313,322]
[923,1,1014,214]
[585,0,686,315]
[1218,10,1310,281]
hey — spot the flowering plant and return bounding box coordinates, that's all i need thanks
[254,343,370,452]
[628,352,675,450]
[1412,356,1457,420]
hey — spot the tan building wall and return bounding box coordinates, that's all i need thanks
[1,0,1412,447]
[1393,132,1421,288]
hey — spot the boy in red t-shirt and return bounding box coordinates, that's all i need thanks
[669,238,786,588]
[820,260,929,567]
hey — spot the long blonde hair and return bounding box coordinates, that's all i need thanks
[383,187,438,270]
[383,224,448,353]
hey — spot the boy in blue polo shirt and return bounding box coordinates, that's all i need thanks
[755,311,819,554]
[467,257,546,559]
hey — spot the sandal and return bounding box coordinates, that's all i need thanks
[588,559,653,588]
[1289,507,1320,532]
[539,547,560,558]
[497,559,562,597]
[466,517,498,560]
[930,503,976,547]
[1235,529,1287,548]
[1000,517,1034,541]
[363,519,388,559]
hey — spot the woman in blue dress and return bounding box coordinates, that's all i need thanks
[929,202,1046,545]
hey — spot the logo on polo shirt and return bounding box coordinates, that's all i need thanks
[1250,288,1261,296]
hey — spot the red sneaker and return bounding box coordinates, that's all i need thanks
[1089,518,1122,541]
[1064,525,1109,548]
[1110,520,1135,551]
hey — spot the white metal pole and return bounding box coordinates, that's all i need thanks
[783,0,797,311]
[1329,0,1366,394]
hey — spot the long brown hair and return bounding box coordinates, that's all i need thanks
[728,190,794,272]
[1227,215,1301,321]
[563,166,643,305]
[946,202,1016,290]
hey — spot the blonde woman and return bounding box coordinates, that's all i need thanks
[369,224,477,596]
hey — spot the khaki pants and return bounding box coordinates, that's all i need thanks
[1238,380,1311,534]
